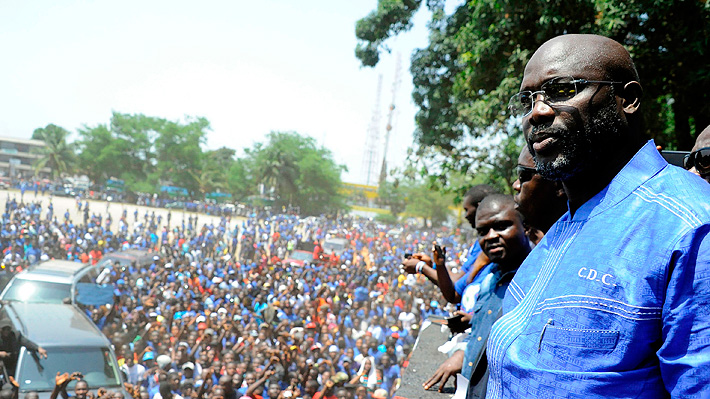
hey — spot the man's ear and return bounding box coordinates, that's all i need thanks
[620,81,642,114]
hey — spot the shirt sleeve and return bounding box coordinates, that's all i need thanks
[454,269,472,296]
[18,333,39,352]
[658,225,710,397]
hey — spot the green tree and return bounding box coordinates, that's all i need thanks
[403,181,455,227]
[154,117,209,195]
[245,132,347,216]
[356,0,710,189]
[194,147,238,196]
[76,112,212,194]
[31,124,76,178]
[377,180,407,218]
[226,157,254,202]
[295,150,347,215]
[76,112,158,191]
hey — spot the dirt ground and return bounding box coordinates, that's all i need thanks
[0,188,241,232]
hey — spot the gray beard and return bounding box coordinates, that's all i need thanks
[533,102,627,180]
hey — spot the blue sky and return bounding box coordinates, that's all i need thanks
[0,1,434,185]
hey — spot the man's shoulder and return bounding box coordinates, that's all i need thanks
[643,164,710,222]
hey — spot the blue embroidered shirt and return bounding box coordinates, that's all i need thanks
[486,141,710,398]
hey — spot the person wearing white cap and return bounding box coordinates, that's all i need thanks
[181,362,195,380]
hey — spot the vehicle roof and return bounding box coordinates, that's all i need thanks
[16,260,92,284]
[1,302,109,347]
[102,249,157,265]
[324,238,348,243]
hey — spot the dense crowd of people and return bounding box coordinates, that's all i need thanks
[0,192,482,399]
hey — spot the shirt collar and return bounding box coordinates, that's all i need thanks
[569,140,667,221]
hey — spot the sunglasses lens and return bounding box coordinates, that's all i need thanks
[683,153,692,170]
[517,166,536,183]
[543,77,577,102]
[509,92,532,117]
[695,148,710,174]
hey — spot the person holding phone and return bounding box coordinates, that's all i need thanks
[422,195,530,397]
[400,185,499,304]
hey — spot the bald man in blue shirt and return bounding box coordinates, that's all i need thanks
[486,34,710,398]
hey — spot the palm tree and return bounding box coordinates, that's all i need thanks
[258,148,298,202]
[32,124,76,178]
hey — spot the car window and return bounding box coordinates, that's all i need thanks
[78,272,93,283]
[1,280,71,304]
[323,241,345,251]
[291,251,312,261]
[87,266,100,281]
[18,347,121,391]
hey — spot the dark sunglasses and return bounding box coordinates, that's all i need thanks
[516,165,538,183]
[508,76,623,118]
[683,147,710,175]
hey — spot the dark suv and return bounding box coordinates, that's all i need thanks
[95,249,159,270]
[0,260,101,305]
[0,302,128,399]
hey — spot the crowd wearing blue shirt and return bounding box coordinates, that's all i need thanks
[0,194,479,399]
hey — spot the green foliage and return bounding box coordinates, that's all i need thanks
[76,112,158,191]
[375,212,399,225]
[38,114,345,212]
[154,117,209,194]
[225,158,254,202]
[35,115,345,213]
[356,0,710,189]
[31,124,76,178]
[244,132,348,216]
[76,112,211,195]
[355,0,424,66]
[403,180,454,226]
[378,176,456,226]
[378,180,407,217]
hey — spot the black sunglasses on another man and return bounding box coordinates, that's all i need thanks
[684,147,710,176]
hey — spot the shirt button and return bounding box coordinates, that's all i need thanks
[468,362,473,367]
[487,310,492,315]
[477,336,482,341]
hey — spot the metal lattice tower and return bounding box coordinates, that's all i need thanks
[379,54,402,184]
[362,75,383,186]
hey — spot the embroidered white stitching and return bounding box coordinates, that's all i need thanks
[637,185,702,226]
[537,295,662,310]
[533,299,661,315]
[633,189,696,228]
[531,305,662,321]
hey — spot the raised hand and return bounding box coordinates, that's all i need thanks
[55,372,71,387]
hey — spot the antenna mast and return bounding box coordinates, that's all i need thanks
[362,75,383,186]
[379,54,401,184]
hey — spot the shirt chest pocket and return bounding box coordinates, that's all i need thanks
[544,325,619,350]
[537,324,623,372]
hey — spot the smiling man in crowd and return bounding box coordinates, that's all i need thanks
[486,34,710,398]
[423,194,530,397]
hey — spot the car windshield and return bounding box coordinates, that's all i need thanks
[323,241,345,251]
[290,251,312,261]
[96,257,131,268]
[18,347,121,392]
[2,280,71,303]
